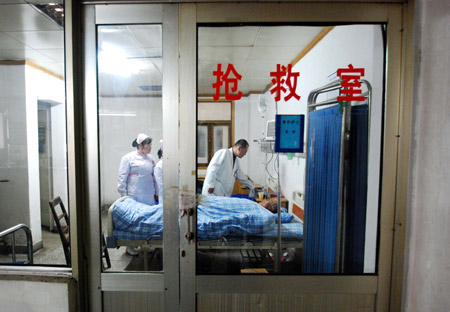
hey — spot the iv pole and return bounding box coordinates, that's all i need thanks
[274,101,282,273]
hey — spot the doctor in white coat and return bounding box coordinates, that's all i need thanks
[202,139,254,197]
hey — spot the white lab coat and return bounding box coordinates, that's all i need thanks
[117,151,159,205]
[154,159,163,203]
[202,148,254,197]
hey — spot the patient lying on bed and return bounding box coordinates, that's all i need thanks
[259,198,279,213]
[111,196,301,241]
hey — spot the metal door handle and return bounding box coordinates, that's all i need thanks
[0,179,9,182]
[179,192,196,244]
[183,207,195,242]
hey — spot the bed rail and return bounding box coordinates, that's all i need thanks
[0,223,33,265]
[307,78,372,110]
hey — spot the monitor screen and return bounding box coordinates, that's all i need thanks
[274,114,305,153]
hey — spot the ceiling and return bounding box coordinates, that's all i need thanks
[0,2,326,98]
[198,26,325,97]
[0,1,64,78]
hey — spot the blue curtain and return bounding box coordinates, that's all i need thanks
[304,104,342,273]
[344,104,368,273]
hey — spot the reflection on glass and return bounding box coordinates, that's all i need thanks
[197,25,384,275]
[98,24,163,272]
[0,2,67,266]
[213,125,229,153]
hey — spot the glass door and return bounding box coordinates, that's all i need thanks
[83,4,179,311]
[82,3,404,312]
[179,3,403,312]
[196,23,385,275]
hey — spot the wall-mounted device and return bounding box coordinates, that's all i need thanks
[265,119,276,141]
[260,119,276,153]
[274,114,305,153]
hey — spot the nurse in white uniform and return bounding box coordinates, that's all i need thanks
[118,133,159,256]
[202,139,254,197]
[118,133,159,206]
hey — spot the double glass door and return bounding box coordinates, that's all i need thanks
[83,2,403,311]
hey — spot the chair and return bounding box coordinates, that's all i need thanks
[49,196,111,268]
[102,232,111,270]
[49,197,71,265]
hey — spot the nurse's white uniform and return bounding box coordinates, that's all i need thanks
[154,159,163,203]
[118,151,159,206]
[201,147,253,197]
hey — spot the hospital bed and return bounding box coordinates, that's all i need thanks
[106,196,303,270]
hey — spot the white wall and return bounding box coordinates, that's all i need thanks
[0,280,68,312]
[25,66,67,215]
[25,66,65,244]
[0,64,65,247]
[234,93,278,187]
[235,25,384,272]
[403,0,450,311]
[0,65,30,239]
[51,103,68,210]
[99,97,163,206]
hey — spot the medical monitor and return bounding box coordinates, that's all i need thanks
[265,120,276,141]
[274,114,305,153]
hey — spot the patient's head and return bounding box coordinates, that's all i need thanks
[259,198,278,213]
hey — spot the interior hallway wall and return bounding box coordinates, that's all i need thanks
[0,64,66,248]
[0,65,31,242]
[25,65,65,244]
[403,0,450,311]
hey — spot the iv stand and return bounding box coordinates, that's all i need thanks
[274,155,282,273]
[274,100,282,273]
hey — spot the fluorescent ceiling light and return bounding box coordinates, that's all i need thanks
[98,43,141,77]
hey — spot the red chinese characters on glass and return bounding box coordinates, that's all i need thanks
[212,64,243,101]
[270,64,300,102]
[337,64,365,101]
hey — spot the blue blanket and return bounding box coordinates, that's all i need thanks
[112,196,302,241]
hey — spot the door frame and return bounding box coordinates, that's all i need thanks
[76,1,409,311]
[82,4,180,311]
[178,2,404,312]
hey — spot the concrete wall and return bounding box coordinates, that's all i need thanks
[0,280,69,312]
[403,0,450,311]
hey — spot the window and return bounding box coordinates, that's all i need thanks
[196,24,385,275]
[0,1,68,266]
[197,122,231,166]
[197,100,232,166]
[97,24,164,272]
